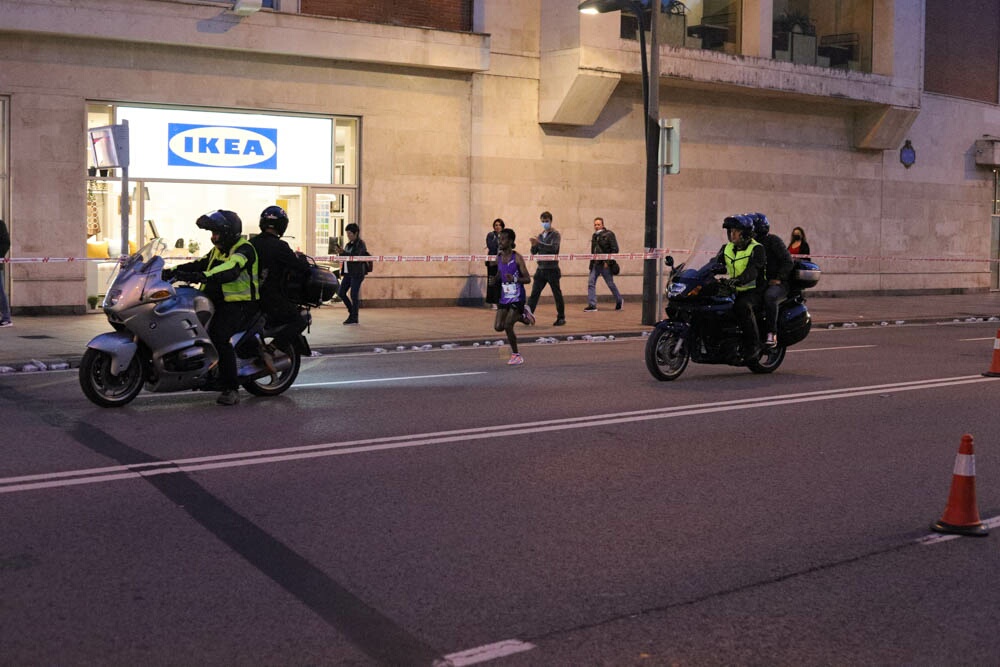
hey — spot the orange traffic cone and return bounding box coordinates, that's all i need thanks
[931,434,988,536]
[983,329,1000,377]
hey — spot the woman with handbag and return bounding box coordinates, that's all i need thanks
[333,222,368,325]
[484,218,505,309]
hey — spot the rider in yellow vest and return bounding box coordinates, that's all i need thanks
[165,209,259,406]
[716,214,766,360]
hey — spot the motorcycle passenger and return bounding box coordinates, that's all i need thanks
[716,214,766,360]
[750,212,793,348]
[164,210,259,406]
[251,206,310,351]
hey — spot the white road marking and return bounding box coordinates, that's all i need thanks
[3,375,996,495]
[959,337,995,342]
[916,515,1000,545]
[440,639,536,666]
[788,344,876,353]
[294,371,486,387]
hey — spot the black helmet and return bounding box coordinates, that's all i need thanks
[259,205,289,236]
[197,209,243,250]
[723,214,754,240]
[750,212,770,240]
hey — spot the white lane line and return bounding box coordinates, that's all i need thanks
[959,337,995,342]
[294,371,486,388]
[788,344,876,353]
[441,639,536,666]
[3,375,996,495]
[917,515,1000,545]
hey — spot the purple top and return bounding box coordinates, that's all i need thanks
[497,252,525,304]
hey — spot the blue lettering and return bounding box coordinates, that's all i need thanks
[244,140,264,156]
[184,137,193,152]
[224,138,239,154]
[198,137,219,153]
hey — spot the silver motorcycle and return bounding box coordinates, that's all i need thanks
[80,238,307,407]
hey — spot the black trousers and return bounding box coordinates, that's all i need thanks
[733,291,762,352]
[485,262,500,304]
[527,266,564,319]
[210,301,256,390]
[338,273,364,320]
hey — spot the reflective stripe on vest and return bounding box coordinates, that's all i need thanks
[724,239,760,292]
[206,238,259,302]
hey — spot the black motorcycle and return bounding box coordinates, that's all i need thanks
[645,235,820,381]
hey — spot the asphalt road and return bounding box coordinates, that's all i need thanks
[3,321,1000,666]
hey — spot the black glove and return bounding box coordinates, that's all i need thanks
[175,270,206,283]
[161,268,175,280]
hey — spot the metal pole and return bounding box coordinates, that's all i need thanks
[119,164,130,257]
[641,2,660,326]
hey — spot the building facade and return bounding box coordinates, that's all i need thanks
[0,0,999,313]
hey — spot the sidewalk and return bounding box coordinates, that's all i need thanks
[3,292,1000,372]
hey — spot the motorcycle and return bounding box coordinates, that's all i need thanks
[79,238,331,407]
[645,235,820,381]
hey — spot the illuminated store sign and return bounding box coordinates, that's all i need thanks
[117,106,332,184]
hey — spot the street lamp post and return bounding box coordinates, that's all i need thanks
[579,0,660,325]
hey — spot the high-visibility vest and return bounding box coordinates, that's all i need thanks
[723,239,760,292]
[205,238,259,302]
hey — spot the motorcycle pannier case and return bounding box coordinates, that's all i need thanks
[789,260,821,290]
[286,262,339,307]
[779,301,812,346]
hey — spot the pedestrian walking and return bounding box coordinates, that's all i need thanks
[526,211,566,326]
[332,222,369,325]
[583,216,623,312]
[0,219,11,327]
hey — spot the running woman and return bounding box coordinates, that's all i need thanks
[491,228,534,365]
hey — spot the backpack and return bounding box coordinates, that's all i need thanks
[362,251,374,274]
[284,254,339,307]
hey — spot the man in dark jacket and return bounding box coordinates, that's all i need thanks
[0,218,11,326]
[584,216,624,312]
[751,212,793,347]
[527,210,566,326]
[251,205,310,346]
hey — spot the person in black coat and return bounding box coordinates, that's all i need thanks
[251,206,310,345]
[484,218,505,309]
[751,213,793,347]
[332,223,369,325]
[0,218,11,326]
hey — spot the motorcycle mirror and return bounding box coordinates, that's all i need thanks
[664,255,674,267]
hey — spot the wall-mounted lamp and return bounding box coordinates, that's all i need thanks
[900,139,916,169]
[233,0,263,16]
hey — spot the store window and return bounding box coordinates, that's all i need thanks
[85,103,359,294]
[621,0,742,54]
[772,0,872,72]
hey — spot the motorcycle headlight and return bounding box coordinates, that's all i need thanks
[104,289,122,307]
[667,282,687,297]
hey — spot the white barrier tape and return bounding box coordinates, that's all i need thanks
[2,250,999,265]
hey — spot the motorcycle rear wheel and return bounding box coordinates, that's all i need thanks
[79,348,144,407]
[645,327,690,381]
[242,337,301,397]
[747,345,786,373]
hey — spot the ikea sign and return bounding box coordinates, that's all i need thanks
[168,124,278,169]
[116,106,333,184]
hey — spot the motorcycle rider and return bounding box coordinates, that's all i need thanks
[251,206,310,355]
[716,214,766,360]
[750,212,793,348]
[164,210,259,406]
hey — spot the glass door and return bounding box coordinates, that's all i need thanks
[311,188,355,259]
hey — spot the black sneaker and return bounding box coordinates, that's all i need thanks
[615,301,623,311]
[553,318,566,326]
[216,389,240,406]
[583,305,598,312]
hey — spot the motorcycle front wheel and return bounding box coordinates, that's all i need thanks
[747,345,786,374]
[645,327,690,381]
[242,337,301,397]
[79,348,144,407]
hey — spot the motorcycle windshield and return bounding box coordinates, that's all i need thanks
[106,238,168,288]
[672,234,724,278]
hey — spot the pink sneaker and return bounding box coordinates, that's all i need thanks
[507,353,524,365]
[520,305,535,325]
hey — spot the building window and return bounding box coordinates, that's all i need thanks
[622,1,742,54]
[84,103,360,293]
[772,0,872,72]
